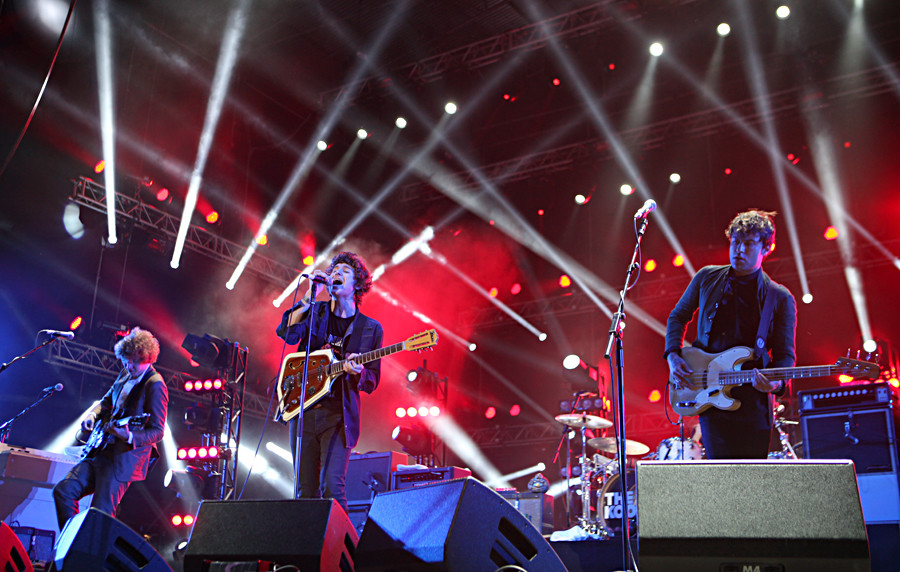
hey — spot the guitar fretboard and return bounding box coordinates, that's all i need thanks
[325,341,406,377]
[700,365,847,386]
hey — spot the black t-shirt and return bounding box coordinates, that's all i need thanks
[317,308,355,409]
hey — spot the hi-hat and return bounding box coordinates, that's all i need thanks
[588,437,650,456]
[554,413,613,430]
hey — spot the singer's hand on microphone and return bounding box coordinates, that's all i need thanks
[306,270,331,300]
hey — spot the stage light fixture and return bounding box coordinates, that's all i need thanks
[673,254,685,267]
[395,117,407,129]
[392,425,433,456]
[717,23,731,37]
[511,283,522,295]
[510,404,521,416]
[183,404,218,432]
[444,102,458,115]
[644,260,657,272]
[559,275,572,288]
[802,293,813,304]
[395,407,406,418]
[538,333,548,342]
[669,173,681,183]
[181,333,233,370]
[574,194,586,204]
[563,354,582,370]
[619,184,634,196]
[776,5,790,19]
[406,369,418,382]
[316,140,328,151]
[649,42,664,57]
[484,406,497,419]
[357,128,368,140]
[205,211,219,224]
[468,343,477,352]
[824,226,839,240]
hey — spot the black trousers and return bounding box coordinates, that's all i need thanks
[52,453,132,530]
[289,405,351,513]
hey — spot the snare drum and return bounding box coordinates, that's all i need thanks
[655,437,704,461]
[598,469,637,536]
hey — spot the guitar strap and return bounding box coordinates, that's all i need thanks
[754,278,777,361]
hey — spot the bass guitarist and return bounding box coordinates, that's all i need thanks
[665,210,797,459]
[53,327,168,529]
[276,251,383,512]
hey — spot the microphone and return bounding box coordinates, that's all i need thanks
[302,274,331,285]
[41,330,75,340]
[42,383,64,393]
[634,199,657,219]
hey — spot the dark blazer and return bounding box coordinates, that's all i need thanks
[665,264,797,369]
[277,301,383,448]
[89,367,169,481]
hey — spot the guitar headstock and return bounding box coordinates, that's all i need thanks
[834,357,882,381]
[404,329,438,352]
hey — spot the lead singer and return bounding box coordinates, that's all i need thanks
[275,251,383,512]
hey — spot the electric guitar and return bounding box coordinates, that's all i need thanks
[669,346,880,416]
[276,329,439,421]
[76,413,150,461]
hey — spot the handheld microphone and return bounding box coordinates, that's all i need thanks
[41,330,75,340]
[42,383,64,393]
[634,199,657,219]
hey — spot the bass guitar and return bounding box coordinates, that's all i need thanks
[276,329,439,421]
[669,346,880,416]
[77,413,150,461]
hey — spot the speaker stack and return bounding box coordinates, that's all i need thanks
[799,384,900,523]
[636,459,870,571]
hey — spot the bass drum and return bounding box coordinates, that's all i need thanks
[655,437,704,461]
[598,469,637,537]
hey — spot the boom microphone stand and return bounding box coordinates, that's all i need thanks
[293,280,321,500]
[604,200,656,572]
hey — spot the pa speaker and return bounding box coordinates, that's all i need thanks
[51,508,171,571]
[356,476,567,571]
[1,522,33,572]
[636,460,870,571]
[183,499,357,572]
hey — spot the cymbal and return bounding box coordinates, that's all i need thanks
[554,413,613,430]
[587,437,650,456]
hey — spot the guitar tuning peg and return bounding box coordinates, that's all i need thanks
[846,348,852,358]
[856,350,861,359]
[866,352,873,362]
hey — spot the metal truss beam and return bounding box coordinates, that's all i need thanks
[468,414,676,449]
[70,177,300,288]
[460,241,900,328]
[44,339,272,420]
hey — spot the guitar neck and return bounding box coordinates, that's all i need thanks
[721,364,846,386]
[327,341,406,376]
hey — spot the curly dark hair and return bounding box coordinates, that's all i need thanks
[725,209,777,257]
[114,327,160,364]
[326,251,373,306]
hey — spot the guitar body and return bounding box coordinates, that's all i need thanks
[669,346,755,416]
[275,329,439,422]
[78,413,150,461]
[277,349,338,421]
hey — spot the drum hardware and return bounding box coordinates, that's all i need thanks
[587,436,650,456]
[555,413,614,537]
[771,403,799,459]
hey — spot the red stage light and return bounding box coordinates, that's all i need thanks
[208,446,218,458]
[559,275,572,288]
[484,406,497,419]
[608,63,615,70]
[70,316,83,330]
[552,78,561,86]
[510,283,522,295]
[303,255,314,266]
[171,515,183,526]
[503,94,510,100]
[787,153,795,160]
[429,406,440,416]
[206,211,219,224]
[889,377,899,388]
[395,407,406,418]
[838,374,854,384]
[156,188,169,201]
[406,407,417,417]
[187,448,197,459]
[509,404,521,417]
[418,406,429,417]
[177,449,187,460]
[644,259,657,272]
[724,168,732,175]
[94,160,105,174]
[537,209,544,216]
[198,447,208,458]
[184,514,194,526]
[648,389,662,402]
[489,287,498,298]
[824,226,839,240]
[844,141,851,148]
[256,235,268,246]
[672,254,685,267]
[489,220,495,226]
[184,381,194,391]
[203,380,213,390]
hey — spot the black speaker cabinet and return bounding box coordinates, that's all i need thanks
[801,404,900,523]
[183,499,357,572]
[356,477,567,572]
[636,460,870,571]
[51,508,172,572]
[1,522,33,572]
[347,451,408,505]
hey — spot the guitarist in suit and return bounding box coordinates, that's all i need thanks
[665,210,797,459]
[276,251,383,512]
[52,327,168,529]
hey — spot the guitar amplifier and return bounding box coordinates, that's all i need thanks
[346,451,409,505]
[798,384,892,412]
[391,466,471,490]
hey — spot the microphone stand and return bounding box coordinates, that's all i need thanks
[604,214,652,572]
[0,387,62,443]
[293,281,321,500]
[0,336,59,376]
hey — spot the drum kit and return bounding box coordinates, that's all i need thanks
[555,413,706,537]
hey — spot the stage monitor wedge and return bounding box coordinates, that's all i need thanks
[356,476,566,572]
[636,460,870,572]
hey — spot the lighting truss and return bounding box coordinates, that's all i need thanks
[318,0,687,107]
[459,241,900,328]
[70,177,299,287]
[467,415,673,449]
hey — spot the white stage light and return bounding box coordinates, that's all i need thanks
[649,42,664,57]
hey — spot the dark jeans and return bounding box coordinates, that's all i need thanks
[52,453,131,530]
[288,405,351,513]
[699,414,772,460]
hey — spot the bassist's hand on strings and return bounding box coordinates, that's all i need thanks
[751,369,782,393]
[667,352,692,389]
[81,415,96,433]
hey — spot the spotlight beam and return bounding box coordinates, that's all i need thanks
[94,0,118,245]
[171,0,251,269]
